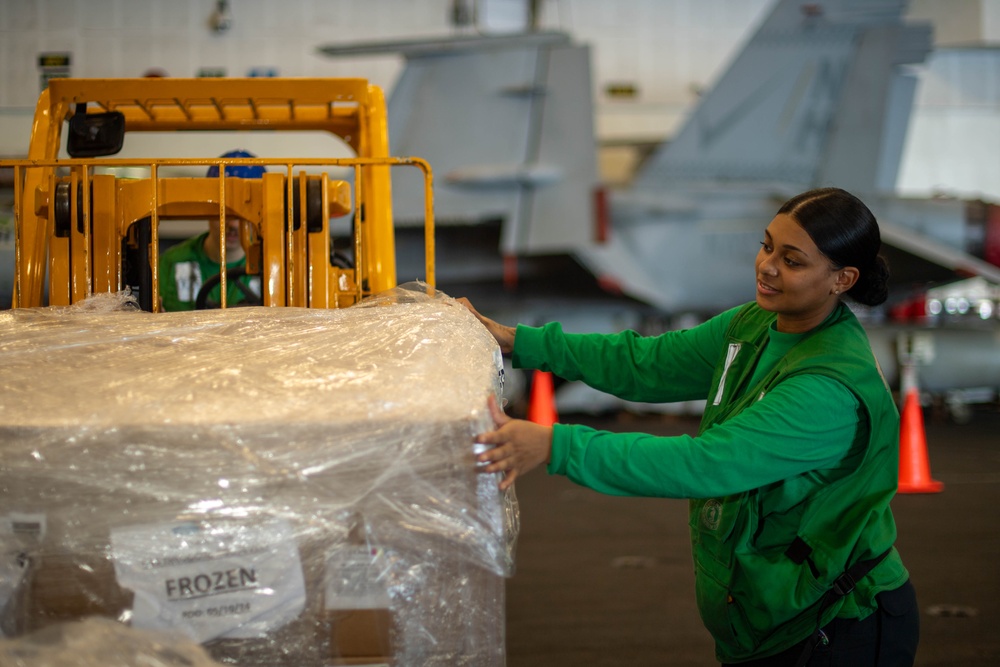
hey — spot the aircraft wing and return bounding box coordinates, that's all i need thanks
[880,222,1000,285]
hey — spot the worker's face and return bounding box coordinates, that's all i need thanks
[755,213,850,333]
[206,216,244,253]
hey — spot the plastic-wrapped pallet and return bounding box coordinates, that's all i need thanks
[0,283,518,667]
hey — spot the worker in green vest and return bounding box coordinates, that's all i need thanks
[463,187,918,666]
[159,150,263,311]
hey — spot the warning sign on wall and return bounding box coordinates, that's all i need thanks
[38,52,71,92]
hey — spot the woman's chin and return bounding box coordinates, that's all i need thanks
[755,293,779,312]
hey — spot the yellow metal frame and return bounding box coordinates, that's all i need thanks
[3,78,435,309]
[5,157,435,310]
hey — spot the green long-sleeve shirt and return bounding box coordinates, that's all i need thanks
[513,307,859,499]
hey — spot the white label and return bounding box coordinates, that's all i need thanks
[110,517,306,643]
[324,545,391,610]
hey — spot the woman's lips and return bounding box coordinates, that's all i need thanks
[757,280,779,295]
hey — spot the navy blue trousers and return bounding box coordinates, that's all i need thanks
[722,580,919,667]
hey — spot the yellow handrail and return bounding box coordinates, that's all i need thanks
[1,156,435,309]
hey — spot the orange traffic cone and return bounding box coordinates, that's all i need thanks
[897,388,943,494]
[527,370,558,427]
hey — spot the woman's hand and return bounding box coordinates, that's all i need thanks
[476,395,553,491]
[457,297,516,355]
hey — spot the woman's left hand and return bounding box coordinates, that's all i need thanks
[476,395,553,491]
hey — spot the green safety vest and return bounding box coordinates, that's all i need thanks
[691,302,907,662]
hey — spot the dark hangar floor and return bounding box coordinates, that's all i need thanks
[504,405,1000,667]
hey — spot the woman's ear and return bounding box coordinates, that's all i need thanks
[834,267,860,294]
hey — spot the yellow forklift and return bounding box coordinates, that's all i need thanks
[1,77,435,311]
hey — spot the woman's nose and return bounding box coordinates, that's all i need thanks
[758,255,778,276]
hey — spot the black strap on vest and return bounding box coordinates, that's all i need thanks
[792,546,892,667]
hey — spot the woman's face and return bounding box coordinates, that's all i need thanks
[755,213,851,333]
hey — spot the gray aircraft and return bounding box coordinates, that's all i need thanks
[318,0,1000,417]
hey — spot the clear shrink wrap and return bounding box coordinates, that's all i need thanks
[0,617,227,667]
[0,284,517,666]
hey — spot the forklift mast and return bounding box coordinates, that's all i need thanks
[1,77,435,310]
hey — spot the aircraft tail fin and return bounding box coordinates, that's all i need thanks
[319,32,601,257]
[632,0,932,196]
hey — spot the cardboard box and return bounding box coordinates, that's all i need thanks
[21,553,132,631]
[328,609,393,664]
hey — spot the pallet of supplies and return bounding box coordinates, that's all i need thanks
[0,284,517,667]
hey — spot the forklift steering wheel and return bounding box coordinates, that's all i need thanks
[195,267,262,309]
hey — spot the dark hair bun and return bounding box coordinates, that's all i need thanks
[849,254,890,306]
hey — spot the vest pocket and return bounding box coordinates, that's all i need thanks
[690,493,746,568]
[690,493,757,652]
[694,556,757,652]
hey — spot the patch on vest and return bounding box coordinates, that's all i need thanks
[174,261,202,303]
[700,499,723,531]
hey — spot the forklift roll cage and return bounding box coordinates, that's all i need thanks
[3,77,435,310]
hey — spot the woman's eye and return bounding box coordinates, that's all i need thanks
[784,257,800,267]
[759,241,771,252]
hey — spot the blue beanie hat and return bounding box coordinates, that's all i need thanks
[207,149,266,178]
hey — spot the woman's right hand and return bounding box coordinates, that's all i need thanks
[475,395,553,491]
[457,297,516,355]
